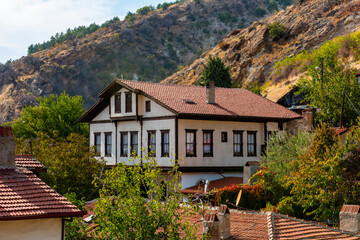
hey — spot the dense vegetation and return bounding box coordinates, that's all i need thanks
[275,30,360,126]
[198,55,232,87]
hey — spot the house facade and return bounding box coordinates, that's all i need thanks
[80,80,300,189]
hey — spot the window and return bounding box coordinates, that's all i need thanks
[247,131,257,157]
[161,130,170,157]
[203,130,213,157]
[125,92,132,113]
[120,132,128,157]
[130,132,138,156]
[105,133,112,157]
[186,130,197,157]
[94,133,101,154]
[221,132,228,142]
[233,131,243,157]
[148,130,156,157]
[145,100,151,112]
[114,93,121,113]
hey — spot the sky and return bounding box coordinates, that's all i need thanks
[0,0,169,63]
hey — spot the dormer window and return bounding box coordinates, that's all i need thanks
[125,92,132,113]
[145,101,151,112]
[115,93,121,113]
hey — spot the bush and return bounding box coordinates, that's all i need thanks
[267,22,286,40]
[254,7,266,17]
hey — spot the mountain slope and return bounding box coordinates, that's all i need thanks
[163,0,360,101]
[0,0,293,124]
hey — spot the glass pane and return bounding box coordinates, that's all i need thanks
[204,133,211,143]
[186,144,194,154]
[164,132,169,143]
[204,144,211,154]
[248,134,254,144]
[187,132,194,143]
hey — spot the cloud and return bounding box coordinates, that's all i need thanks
[0,0,116,62]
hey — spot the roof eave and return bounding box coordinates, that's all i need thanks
[177,113,302,122]
[0,211,87,221]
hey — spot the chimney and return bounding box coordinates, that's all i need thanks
[206,81,215,104]
[0,127,15,169]
[203,212,220,239]
[243,161,260,185]
[218,205,231,239]
[340,205,360,233]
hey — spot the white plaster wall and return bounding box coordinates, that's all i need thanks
[178,119,273,167]
[93,106,110,121]
[0,218,62,240]
[90,122,116,165]
[110,88,137,118]
[138,95,174,117]
[267,122,278,131]
[181,172,243,189]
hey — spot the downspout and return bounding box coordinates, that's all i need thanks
[264,122,267,145]
[175,116,179,166]
[136,93,143,163]
[62,218,65,240]
[115,122,118,165]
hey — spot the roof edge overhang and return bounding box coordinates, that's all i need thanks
[177,113,302,122]
[0,211,87,221]
[79,98,110,122]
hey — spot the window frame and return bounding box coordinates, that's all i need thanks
[185,129,197,157]
[104,132,112,157]
[120,132,128,157]
[94,132,101,154]
[221,132,228,142]
[145,100,151,112]
[125,92,132,113]
[247,131,257,157]
[202,130,214,157]
[161,130,170,157]
[114,93,121,113]
[147,130,156,157]
[233,130,243,157]
[130,131,138,156]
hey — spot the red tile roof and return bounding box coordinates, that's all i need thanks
[0,168,85,220]
[80,80,301,122]
[335,127,349,135]
[0,127,13,137]
[15,155,46,173]
[341,205,360,213]
[180,177,243,194]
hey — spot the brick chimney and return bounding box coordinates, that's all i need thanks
[206,81,215,104]
[203,212,220,239]
[218,205,231,239]
[340,205,360,233]
[0,127,15,169]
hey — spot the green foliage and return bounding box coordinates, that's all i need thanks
[199,55,232,88]
[93,155,198,239]
[27,17,119,54]
[136,5,155,15]
[5,92,88,139]
[267,22,286,40]
[254,7,266,17]
[16,133,105,199]
[245,81,268,96]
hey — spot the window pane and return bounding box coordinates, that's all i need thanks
[115,94,121,113]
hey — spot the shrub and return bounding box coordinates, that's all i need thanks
[267,22,286,40]
[254,7,266,17]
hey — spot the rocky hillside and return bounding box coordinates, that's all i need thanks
[0,0,294,124]
[163,0,360,101]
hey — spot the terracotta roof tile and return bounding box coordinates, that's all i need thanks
[15,155,46,172]
[335,127,349,135]
[341,205,360,213]
[0,168,85,220]
[119,80,301,120]
[180,177,243,194]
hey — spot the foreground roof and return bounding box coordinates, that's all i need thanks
[80,79,301,122]
[15,154,46,173]
[187,210,360,239]
[0,168,85,220]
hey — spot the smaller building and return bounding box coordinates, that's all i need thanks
[0,127,85,240]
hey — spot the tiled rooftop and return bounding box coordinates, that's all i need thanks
[180,177,243,195]
[15,154,46,173]
[0,168,85,220]
[118,80,301,120]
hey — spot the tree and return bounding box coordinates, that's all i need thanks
[199,55,232,88]
[267,22,286,40]
[298,41,360,127]
[93,155,198,239]
[5,91,88,138]
[16,133,105,199]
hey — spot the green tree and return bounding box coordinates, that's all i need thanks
[298,41,360,126]
[199,55,232,88]
[267,22,286,40]
[16,133,105,199]
[5,92,88,138]
[93,155,198,239]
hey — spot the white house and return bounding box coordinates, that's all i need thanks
[80,80,300,189]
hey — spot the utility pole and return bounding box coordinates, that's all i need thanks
[340,87,346,128]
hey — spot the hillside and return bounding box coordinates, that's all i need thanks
[0,0,293,124]
[163,0,360,102]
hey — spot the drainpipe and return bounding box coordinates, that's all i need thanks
[115,122,118,165]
